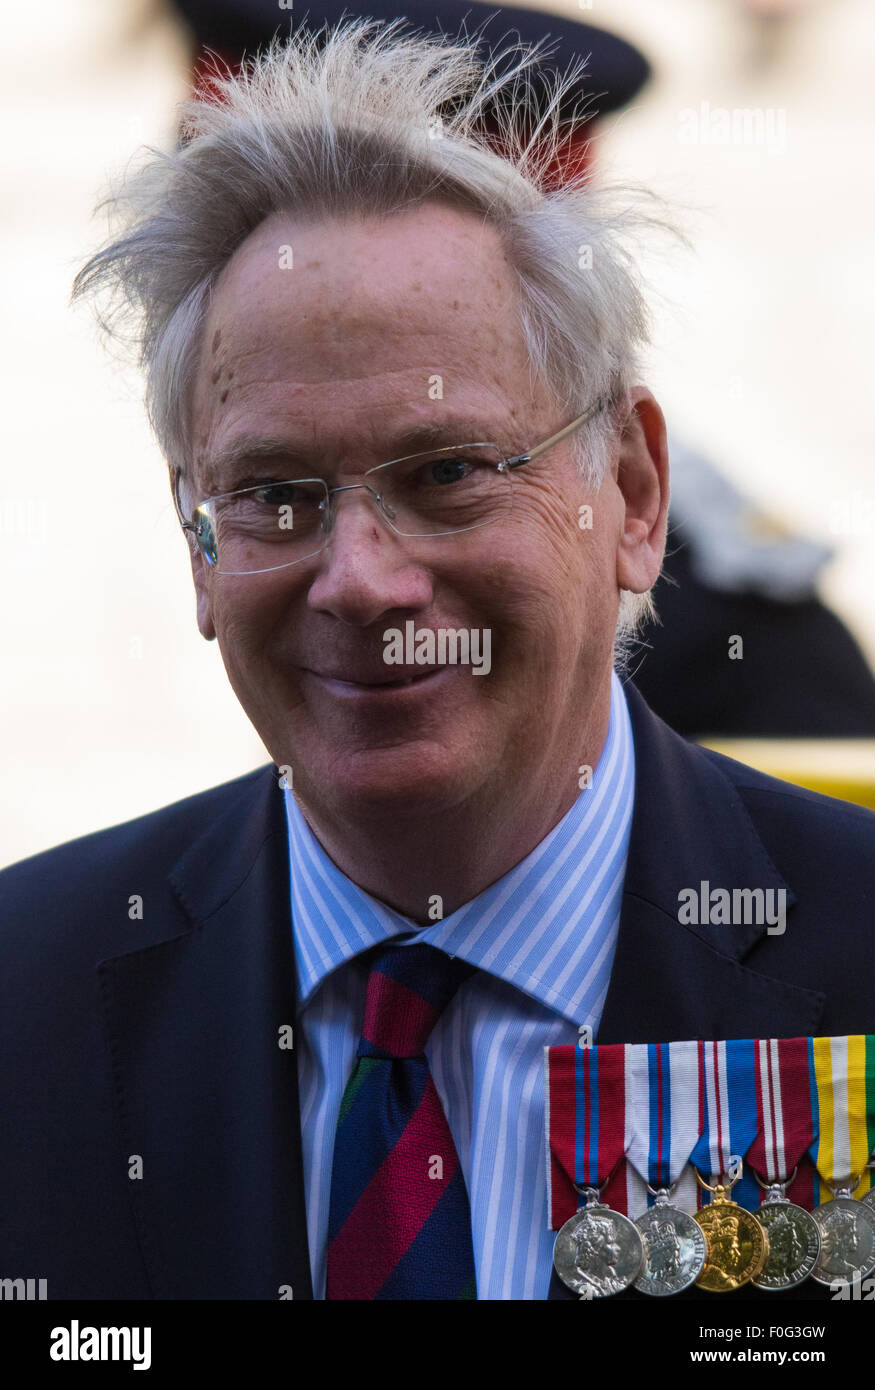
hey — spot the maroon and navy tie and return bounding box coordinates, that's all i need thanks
[325,942,477,1299]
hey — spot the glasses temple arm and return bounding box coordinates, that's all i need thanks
[501,394,613,471]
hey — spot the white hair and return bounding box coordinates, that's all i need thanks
[73,17,675,652]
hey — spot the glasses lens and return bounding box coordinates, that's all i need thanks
[197,479,328,575]
[192,448,514,573]
[369,444,512,536]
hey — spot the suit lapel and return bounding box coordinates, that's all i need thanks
[549,683,824,1300]
[599,681,823,1045]
[99,767,313,1299]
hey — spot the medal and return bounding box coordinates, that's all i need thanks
[549,1043,643,1298]
[748,1038,821,1290]
[553,1185,646,1299]
[547,1032,875,1297]
[635,1188,708,1296]
[808,1036,875,1285]
[691,1040,766,1291]
[751,1179,821,1291]
[811,1180,875,1285]
[625,1042,708,1296]
[694,1171,768,1291]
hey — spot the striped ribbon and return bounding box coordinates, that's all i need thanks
[626,1041,705,1195]
[747,1036,819,1210]
[690,1039,760,1211]
[809,1035,875,1203]
[545,1043,628,1229]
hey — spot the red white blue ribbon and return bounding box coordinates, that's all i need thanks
[626,1041,705,1192]
[545,1042,629,1229]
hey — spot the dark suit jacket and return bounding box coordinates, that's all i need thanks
[2,683,874,1300]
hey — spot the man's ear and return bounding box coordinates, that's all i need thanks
[612,387,670,595]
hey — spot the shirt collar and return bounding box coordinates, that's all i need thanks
[284,669,635,1022]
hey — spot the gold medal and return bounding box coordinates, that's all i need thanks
[693,1170,769,1292]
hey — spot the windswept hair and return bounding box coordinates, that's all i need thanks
[73,17,678,650]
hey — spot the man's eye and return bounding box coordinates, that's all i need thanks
[250,482,305,506]
[421,457,475,486]
[250,483,294,505]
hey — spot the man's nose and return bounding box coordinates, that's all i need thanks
[306,487,433,625]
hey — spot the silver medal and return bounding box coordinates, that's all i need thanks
[633,1189,707,1296]
[862,1158,875,1214]
[553,1190,644,1299]
[750,1185,821,1292]
[810,1189,875,1286]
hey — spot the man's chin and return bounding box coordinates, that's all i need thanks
[298,739,482,819]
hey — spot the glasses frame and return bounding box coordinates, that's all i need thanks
[174,394,611,575]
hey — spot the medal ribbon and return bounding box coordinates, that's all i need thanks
[626,1041,704,1190]
[748,1036,818,1185]
[575,1042,627,1187]
[809,1035,875,1201]
[545,1043,628,1229]
[690,1039,759,1182]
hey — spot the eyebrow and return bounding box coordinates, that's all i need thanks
[204,420,506,480]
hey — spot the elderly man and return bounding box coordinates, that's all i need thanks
[2,21,874,1303]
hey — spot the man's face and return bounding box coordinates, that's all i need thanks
[187,203,658,823]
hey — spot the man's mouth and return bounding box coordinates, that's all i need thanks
[302,667,448,697]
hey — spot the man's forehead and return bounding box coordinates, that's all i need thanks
[190,204,538,470]
[210,202,513,307]
[195,206,521,386]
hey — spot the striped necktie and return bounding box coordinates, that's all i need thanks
[325,942,477,1299]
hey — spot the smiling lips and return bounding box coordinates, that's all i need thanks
[305,667,446,694]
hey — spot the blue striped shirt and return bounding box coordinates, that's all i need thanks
[283,669,636,1299]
